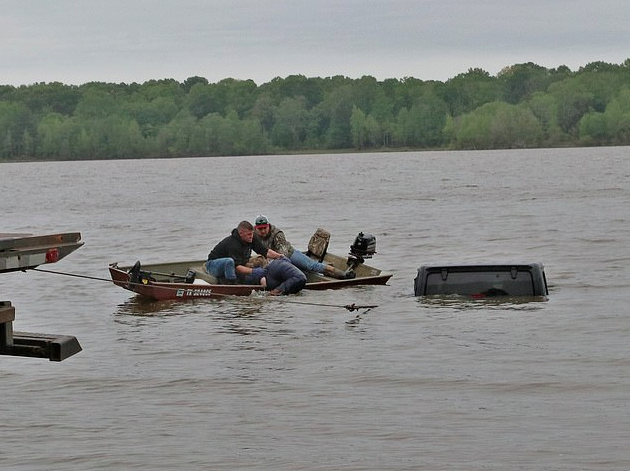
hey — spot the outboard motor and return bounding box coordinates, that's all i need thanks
[127,261,156,284]
[348,232,377,268]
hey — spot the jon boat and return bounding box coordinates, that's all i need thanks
[109,231,392,302]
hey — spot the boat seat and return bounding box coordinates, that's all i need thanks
[307,228,330,262]
[189,264,219,284]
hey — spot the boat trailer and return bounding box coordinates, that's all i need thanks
[1,233,83,361]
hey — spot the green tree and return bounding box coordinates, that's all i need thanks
[580,87,630,145]
[605,88,630,144]
[578,110,608,145]
[5,59,630,160]
[526,92,567,144]
[156,110,197,157]
[440,68,498,116]
[73,124,98,159]
[270,97,309,148]
[351,75,382,115]
[36,112,69,158]
[576,69,626,112]
[186,83,220,119]
[497,62,556,104]
[216,78,259,118]
[547,78,593,135]
[103,116,146,159]
[249,93,276,135]
[123,96,179,138]
[453,101,542,149]
[393,92,447,148]
[234,115,267,155]
[261,75,325,109]
[135,79,184,103]
[14,82,80,116]
[0,101,34,159]
[320,85,354,149]
[214,110,242,155]
[350,106,380,149]
[74,88,119,119]
[181,76,209,94]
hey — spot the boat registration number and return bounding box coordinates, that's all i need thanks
[176,288,213,297]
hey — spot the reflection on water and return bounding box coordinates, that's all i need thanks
[115,297,185,317]
[417,294,549,311]
[114,292,272,317]
[113,292,308,337]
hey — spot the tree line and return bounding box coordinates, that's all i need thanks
[1,59,630,161]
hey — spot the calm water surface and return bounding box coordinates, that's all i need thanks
[1,148,629,470]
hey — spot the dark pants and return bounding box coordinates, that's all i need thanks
[266,258,307,294]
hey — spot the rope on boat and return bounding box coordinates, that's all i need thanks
[26,267,377,312]
[30,267,114,282]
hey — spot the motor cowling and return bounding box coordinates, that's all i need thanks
[350,232,376,258]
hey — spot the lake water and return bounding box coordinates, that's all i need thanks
[1,147,629,470]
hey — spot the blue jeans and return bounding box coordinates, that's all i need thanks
[205,258,236,280]
[290,250,326,273]
[266,258,307,294]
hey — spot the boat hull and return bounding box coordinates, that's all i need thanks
[109,262,264,301]
[109,253,392,301]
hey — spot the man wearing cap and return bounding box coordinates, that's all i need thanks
[253,215,354,279]
[206,220,282,284]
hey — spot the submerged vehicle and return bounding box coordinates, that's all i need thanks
[109,231,392,301]
[414,262,548,298]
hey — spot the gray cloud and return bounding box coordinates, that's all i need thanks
[2,0,629,86]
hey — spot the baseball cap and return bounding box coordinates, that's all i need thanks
[255,215,269,227]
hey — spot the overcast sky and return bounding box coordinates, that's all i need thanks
[2,0,629,86]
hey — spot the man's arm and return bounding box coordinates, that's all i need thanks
[253,234,283,259]
[271,231,292,256]
[266,249,283,259]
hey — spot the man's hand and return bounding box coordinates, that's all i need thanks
[267,249,283,259]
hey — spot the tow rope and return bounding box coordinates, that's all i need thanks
[27,267,377,312]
